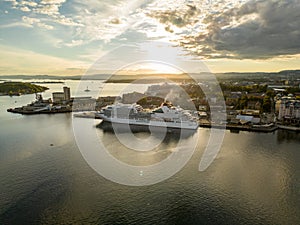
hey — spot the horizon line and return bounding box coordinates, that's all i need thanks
[1,69,300,77]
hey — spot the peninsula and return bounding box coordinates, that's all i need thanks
[0,81,48,96]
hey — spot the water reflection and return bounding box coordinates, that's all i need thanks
[96,121,198,166]
[277,129,300,144]
[97,121,197,138]
[1,80,300,224]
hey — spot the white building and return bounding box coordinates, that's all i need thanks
[277,99,300,120]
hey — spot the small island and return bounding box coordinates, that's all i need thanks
[0,81,48,96]
[31,81,65,84]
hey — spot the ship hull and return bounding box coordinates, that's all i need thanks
[97,114,198,130]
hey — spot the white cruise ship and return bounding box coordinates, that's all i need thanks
[97,102,199,130]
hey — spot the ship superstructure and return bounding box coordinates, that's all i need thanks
[97,102,198,130]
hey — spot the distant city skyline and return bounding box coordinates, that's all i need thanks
[0,0,300,75]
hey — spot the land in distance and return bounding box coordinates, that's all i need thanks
[0,82,48,96]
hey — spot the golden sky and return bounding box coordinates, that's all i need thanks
[0,0,299,75]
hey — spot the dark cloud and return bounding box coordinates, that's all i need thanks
[181,0,300,59]
[109,18,121,24]
[149,4,200,28]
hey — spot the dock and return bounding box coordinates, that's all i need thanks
[278,125,300,131]
[199,122,278,133]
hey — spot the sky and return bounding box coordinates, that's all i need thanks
[0,0,299,75]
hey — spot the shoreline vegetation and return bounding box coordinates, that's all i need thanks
[0,81,48,96]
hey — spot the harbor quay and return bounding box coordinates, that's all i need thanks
[7,83,300,132]
[6,86,116,115]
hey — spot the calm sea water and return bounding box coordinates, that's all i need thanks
[0,81,299,224]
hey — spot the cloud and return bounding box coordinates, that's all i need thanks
[54,15,83,26]
[109,18,121,25]
[65,1,135,43]
[7,0,68,17]
[19,6,31,12]
[22,16,53,30]
[37,22,54,30]
[22,16,40,25]
[64,39,83,47]
[149,4,200,28]
[34,3,61,15]
[40,0,66,4]
[5,0,64,16]
[19,1,38,7]
[3,0,161,48]
[4,0,80,31]
[4,0,132,45]
[179,0,300,59]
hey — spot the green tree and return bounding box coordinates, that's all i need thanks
[235,95,248,109]
[262,96,272,113]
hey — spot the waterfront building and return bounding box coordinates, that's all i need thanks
[236,115,261,124]
[52,86,71,103]
[277,98,300,120]
[72,97,96,111]
[52,92,65,103]
[63,86,71,101]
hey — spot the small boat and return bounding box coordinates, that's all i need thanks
[84,86,90,92]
